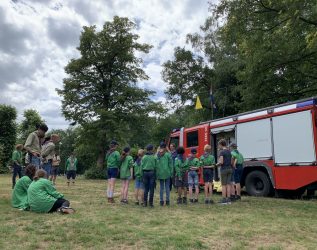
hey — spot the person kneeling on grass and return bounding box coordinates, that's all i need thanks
[12,164,37,210]
[28,169,74,214]
[120,147,133,204]
[187,148,200,203]
[175,146,189,205]
[134,149,144,205]
[142,144,157,208]
[200,144,216,204]
[156,142,173,206]
[66,152,78,186]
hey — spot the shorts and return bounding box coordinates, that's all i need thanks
[51,166,59,176]
[233,164,243,184]
[67,170,76,180]
[220,168,233,185]
[188,170,199,187]
[175,174,188,188]
[107,167,119,179]
[135,179,144,190]
[203,168,214,183]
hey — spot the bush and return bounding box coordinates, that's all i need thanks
[84,166,106,179]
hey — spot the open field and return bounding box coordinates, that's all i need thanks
[0,175,316,250]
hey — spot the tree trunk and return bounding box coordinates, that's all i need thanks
[96,145,106,169]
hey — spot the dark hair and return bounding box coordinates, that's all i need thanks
[146,144,154,151]
[170,143,176,147]
[25,164,36,179]
[191,148,197,154]
[38,123,48,132]
[33,169,47,181]
[123,146,130,153]
[176,146,185,155]
[218,139,227,147]
[159,142,166,149]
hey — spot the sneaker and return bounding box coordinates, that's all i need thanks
[194,199,198,203]
[235,195,241,201]
[226,198,232,204]
[218,198,228,205]
[135,201,139,205]
[143,202,147,207]
[182,197,187,204]
[149,203,154,208]
[166,201,170,206]
[230,195,236,202]
[209,199,214,204]
[160,201,164,206]
[205,199,209,204]
[177,197,182,204]
[189,199,194,203]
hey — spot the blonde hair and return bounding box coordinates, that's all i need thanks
[33,169,47,181]
[16,144,24,150]
[138,149,144,156]
[204,144,211,151]
[51,134,60,141]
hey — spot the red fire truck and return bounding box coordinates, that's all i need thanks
[168,97,317,197]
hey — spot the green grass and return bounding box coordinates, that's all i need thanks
[0,175,316,250]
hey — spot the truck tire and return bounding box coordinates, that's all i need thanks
[245,170,272,197]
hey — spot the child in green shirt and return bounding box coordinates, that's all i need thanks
[106,140,120,203]
[11,144,23,189]
[230,143,244,201]
[120,147,133,204]
[187,148,200,203]
[174,146,189,204]
[134,149,144,205]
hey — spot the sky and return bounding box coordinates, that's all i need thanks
[0,0,211,130]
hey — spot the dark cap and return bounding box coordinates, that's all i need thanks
[123,146,130,153]
[146,144,154,151]
[191,148,197,154]
[230,143,237,149]
[38,123,48,132]
[159,142,166,149]
[110,140,118,146]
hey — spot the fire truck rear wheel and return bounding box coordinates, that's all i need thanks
[245,170,272,197]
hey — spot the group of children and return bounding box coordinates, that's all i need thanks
[105,138,244,207]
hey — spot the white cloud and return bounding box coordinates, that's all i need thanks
[0,0,211,130]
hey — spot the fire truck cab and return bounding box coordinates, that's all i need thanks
[169,97,317,197]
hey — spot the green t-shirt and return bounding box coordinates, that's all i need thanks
[141,154,157,171]
[12,176,32,210]
[28,178,64,213]
[133,158,143,181]
[231,150,244,165]
[106,150,120,169]
[200,154,215,167]
[187,157,199,170]
[120,155,133,179]
[66,157,78,171]
[12,150,22,165]
[175,157,189,178]
[156,152,173,180]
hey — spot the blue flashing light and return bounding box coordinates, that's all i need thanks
[296,100,315,108]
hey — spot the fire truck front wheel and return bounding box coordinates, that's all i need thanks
[245,170,272,197]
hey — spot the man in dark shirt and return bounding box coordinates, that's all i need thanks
[217,139,233,204]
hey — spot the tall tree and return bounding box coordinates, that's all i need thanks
[18,109,44,144]
[0,105,17,173]
[57,16,159,168]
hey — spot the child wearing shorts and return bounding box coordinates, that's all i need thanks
[134,149,144,205]
[187,148,200,203]
[230,143,244,201]
[106,140,120,203]
[120,147,133,204]
[66,152,78,186]
[200,144,216,204]
[175,147,189,204]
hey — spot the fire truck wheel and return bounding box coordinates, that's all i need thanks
[245,170,272,197]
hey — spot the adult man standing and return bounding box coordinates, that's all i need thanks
[41,134,60,178]
[24,124,48,169]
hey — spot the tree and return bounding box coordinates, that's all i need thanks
[0,105,17,173]
[57,16,159,168]
[18,109,44,144]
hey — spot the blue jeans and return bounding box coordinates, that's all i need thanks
[143,171,155,205]
[31,155,41,169]
[43,161,52,177]
[12,163,22,187]
[188,170,199,187]
[159,179,170,202]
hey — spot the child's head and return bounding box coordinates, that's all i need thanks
[25,164,37,179]
[33,169,47,181]
[16,144,24,151]
[176,146,185,155]
[230,143,237,150]
[190,148,197,156]
[110,140,118,149]
[218,139,227,149]
[204,144,211,153]
[123,146,130,155]
[146,144,154,153]
[159,142,166,153]
[169,143,176,152]
[138,149,144,157]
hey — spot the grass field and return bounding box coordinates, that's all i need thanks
[0,175,316,250]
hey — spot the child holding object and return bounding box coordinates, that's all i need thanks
[174,146,189,204]
[134,149,144,205]
[120,147,134,204]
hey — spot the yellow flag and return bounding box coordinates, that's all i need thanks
[195,96,203,110]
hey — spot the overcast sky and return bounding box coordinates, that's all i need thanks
[0,0,210,130]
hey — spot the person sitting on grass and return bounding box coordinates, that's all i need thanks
[27,169,74,214]
[230,143,244,201]
[106,140,120,203]
[141,144,157,208]
[187,148,200,203]
[11,144,24,189]
[156,142,173,206]
[12,164,36,210]
[175,146,189,205]
[216,139,233,205]
[200,144,216,204]
[66,152,78,187]
[134,149,144,205]
[120,147,133,204]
